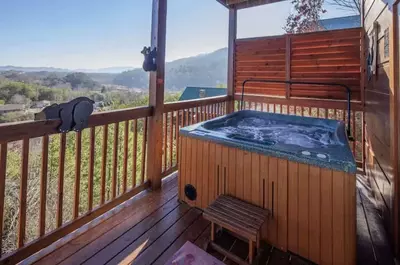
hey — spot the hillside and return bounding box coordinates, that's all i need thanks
[0,47,228,91]
[112,48,228,90]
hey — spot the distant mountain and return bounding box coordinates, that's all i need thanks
[75,67,135,74]
[0,66,69,72]
[112,48,228,90]
[1,47,228,91]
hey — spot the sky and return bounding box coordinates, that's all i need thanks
[0,0,357,70]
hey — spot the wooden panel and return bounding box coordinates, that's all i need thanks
[178,136,356,264]
[332,171,345,264]
[235,149,244,200]
[202,141,209,209]
[308,166,321,264]
[287,161,298,253]
[277,158,288,251]
[208,142,216,204]
[297,163,309,258]
[243,151,252,203]
[364,0,395,250]
[235,28,362,100]
[228,148,236,196]
[267,157,278,246]
[320,168,333,264]
[251,153,260,206]
[195,140,203,208]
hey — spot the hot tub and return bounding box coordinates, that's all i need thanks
[182,110,356,173]
[178,110,356,264]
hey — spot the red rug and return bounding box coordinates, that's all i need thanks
[164,241,225,265]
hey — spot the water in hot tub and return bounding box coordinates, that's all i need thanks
[212,117,340,149]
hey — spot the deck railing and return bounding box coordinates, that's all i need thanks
[160,94,364,178]
[234,94,364,166]
[0,106,152,264]
[161,96,228,177]
[0,93,364,264]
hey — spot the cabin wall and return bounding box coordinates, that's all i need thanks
[235,28,362,100]
[363,0,395,241]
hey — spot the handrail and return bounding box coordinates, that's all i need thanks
[234,94,363,111]
[0,105,152,263]
[241,79,353,139]
[0,106,153,144]
[163,95,228,113]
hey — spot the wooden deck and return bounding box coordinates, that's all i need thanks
[27,173,393,265]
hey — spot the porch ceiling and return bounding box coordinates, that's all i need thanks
[216,0,285,9]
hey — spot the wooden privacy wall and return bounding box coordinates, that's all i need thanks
[235,28,362,100]
[363,0,394,243]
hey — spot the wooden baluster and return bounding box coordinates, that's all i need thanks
[112,123,119,199]
[169,112,173,168]
[185,109,189,126]
[0,143,7,256]
[273,104,276,113]
[73,132,82,219]
[175,110,180,168]
[122,121,129,193]
[100,125,108,205]
[39,135,49,236]
[57,133,66,227]
[88,128,95,211]
[352,111,356,155]
[164,113,168,171]
[18,138,29,247]
[191,108,195,124]
[132,119,138,188]
[141,117,148,184]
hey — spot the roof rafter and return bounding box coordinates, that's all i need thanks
[217,0,285,9]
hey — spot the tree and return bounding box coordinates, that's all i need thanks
[327,0,360,14]
[9,94,31,105]
[284,0,326,34]
[64,72,98,90]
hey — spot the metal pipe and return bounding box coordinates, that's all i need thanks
[241,79,353,140]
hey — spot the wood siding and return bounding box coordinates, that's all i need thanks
[363,0,394,240]
[235,28,362,100]
[179,135,356,264]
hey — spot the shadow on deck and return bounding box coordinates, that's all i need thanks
[25,172,393,265]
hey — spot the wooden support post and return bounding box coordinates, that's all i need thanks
[147,0,167,190]
[249,240,254,264]
[226,8,237,114]
[390,2,400,256]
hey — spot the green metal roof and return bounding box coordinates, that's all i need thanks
[179,86,227,101]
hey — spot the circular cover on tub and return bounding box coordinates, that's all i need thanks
[185,184,197,201]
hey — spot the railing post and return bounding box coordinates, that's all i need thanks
[147,0,167,190]
[226,8,237,113]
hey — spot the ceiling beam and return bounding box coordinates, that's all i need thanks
[217,0,285,9]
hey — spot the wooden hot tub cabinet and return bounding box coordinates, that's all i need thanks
[178,135,356,265]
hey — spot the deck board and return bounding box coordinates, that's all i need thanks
[31,173,393,265]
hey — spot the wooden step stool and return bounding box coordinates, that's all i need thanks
[203,195,270,265]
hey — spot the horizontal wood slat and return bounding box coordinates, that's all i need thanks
[235,28,362,100]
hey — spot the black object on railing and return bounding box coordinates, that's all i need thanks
[241,79,353,140]
[34,97,94,133]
